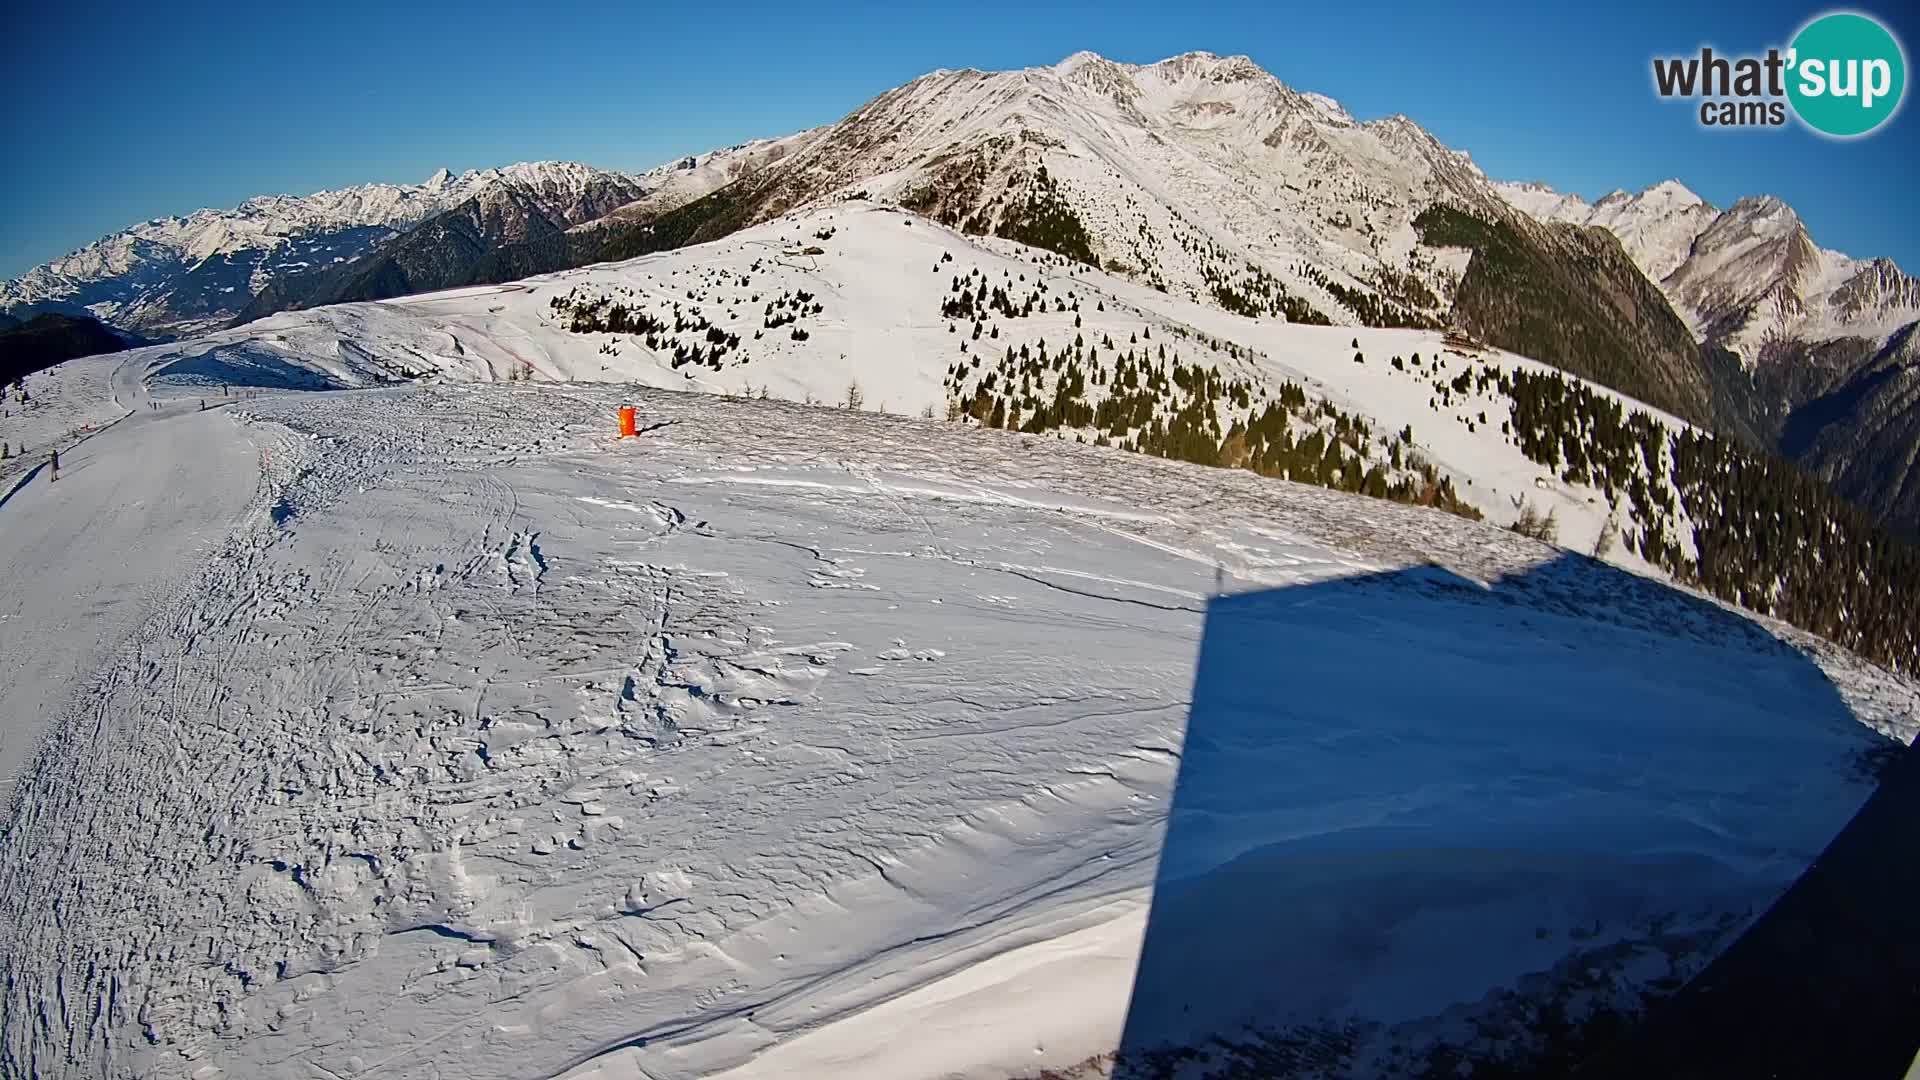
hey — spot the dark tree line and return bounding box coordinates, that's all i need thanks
[944,330,1478,521]
[1497,367,1920,674]
[994,166,1099,268]
[548,285,826,372]
[1206,261,1332,325]
[1294,264,1438,329]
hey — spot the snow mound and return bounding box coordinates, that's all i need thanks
[150,343,353,391]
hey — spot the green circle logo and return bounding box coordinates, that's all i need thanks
[1787,12,1907,136]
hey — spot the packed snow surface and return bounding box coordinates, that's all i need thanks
[0,345,1913,1078]
[0,359,258,806]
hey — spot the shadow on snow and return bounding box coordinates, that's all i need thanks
[1113,552,1914,1078]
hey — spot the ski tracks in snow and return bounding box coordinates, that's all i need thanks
[1,382,1913,1080]
[0,386,1198,1079]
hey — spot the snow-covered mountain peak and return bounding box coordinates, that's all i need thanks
[1490,180,1589,221]
[474,159,619,185]
[1050,50,1144,101]
[734,49,1538,326]
[1491,172,1920,361]
[1302,91,1358,126]
[1656,193,1843,352]
[1046,49,1296,115]
[1365,113,1451,153]
[1691,197,1810,261]
[1052,49,1114,73]
[1143,49,1232,77]
[1141,51,1294,114]
[1051,49,1272,87]
[1642,178,1705,207]
[1722,193,1799,230]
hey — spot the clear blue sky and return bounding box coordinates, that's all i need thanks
[4,0,1915,278]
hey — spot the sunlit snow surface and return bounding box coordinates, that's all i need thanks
[0,368,1913,1079]
[70,203,1719,569]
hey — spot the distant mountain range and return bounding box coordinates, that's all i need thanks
[0,150,817,342]
[0,162,648,339]
[4,50,1916,533]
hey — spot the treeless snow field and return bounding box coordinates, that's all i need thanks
[0,373,1912,1079]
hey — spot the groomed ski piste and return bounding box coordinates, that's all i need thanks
[1,207,1916,1079]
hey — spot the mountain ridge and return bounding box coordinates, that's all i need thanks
[0,161,645,339]
[1492,177,1919,356]
[8,50,1918,533]
[1492,175,1920,533]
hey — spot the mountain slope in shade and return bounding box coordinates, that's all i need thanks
[1493,178,1920,361]
[0,163,644,340]
[0,313,134,385]
[1412,203,1729,438]
[1494,178,1920,534]
[1770,326,1920,536]
[234,165,647,318]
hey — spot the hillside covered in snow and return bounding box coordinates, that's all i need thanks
[56,202,1913,676]
[0,338,1915,1079]
[3,45,1919,1080]
[11,49,1918,534]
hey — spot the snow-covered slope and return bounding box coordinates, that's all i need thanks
[128,203,1706,566]
[0,350,130,489]
[601,131,828,226]
[0,359,1912,1080]
[0,162,644,339]
[612,50,1528,331]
